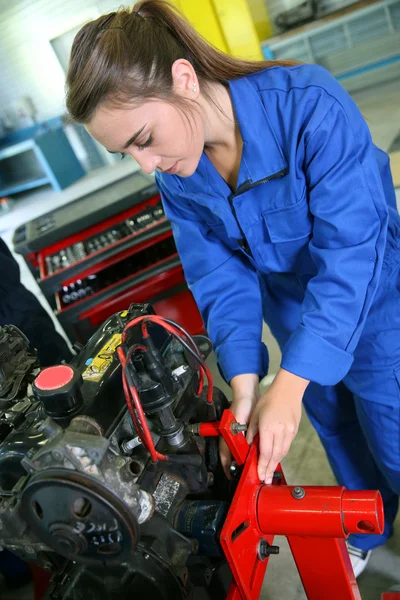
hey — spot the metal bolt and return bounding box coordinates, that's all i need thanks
[258,538,280,560]
[52,451,63,461]
[292,486,306,500]
[24,545,35,554]
[229,461,240,479]
[230,421,247,435]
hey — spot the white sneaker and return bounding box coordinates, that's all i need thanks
[346,542,372,578]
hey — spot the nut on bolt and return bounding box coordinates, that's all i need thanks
[186,423,200,435]
[51,450,63,461]
[258,538,280,560]
[230,421,247,435]
[292,486,306,500]
[229,460,241,480]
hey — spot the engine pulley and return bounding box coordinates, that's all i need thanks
[20,468,139,566]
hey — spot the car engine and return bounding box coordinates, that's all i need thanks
[0,303,235,599]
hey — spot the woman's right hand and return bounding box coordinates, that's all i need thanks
[219,373,260,478]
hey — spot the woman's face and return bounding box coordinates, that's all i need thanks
[87,98,205,178]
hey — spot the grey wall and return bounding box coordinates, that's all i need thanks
[0,0,125,123]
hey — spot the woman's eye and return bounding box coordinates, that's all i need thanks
[138,135,153,151]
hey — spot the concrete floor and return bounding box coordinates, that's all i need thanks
[1,78,400,599]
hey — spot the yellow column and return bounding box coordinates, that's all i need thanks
[246,0,274,41]
[170,0,229,53]
[212,0,263,59]
[169,0,264,59]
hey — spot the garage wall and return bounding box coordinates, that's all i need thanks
[0,0,122,122]
[0,0,266,126]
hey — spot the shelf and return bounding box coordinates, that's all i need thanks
[0,127,85,197]
[0,139,35,160]
[0,175,50,197]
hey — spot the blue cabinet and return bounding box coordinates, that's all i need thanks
[0,120,85,197]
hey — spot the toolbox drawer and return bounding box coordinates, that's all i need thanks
[55,232,178,314]
[77,268,204,341]
[36,195,169,295]
[57,260,203,343]
[53,230,204,343]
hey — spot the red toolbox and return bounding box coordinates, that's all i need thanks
[13,172,204,343]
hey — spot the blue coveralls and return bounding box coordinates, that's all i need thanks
[156,64,400,551]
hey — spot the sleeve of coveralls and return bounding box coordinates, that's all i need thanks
[156,176,268,383]
[280,98,389,386]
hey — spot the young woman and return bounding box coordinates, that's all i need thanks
[66,0,400,575]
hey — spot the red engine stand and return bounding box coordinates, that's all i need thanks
[203,409,384,600]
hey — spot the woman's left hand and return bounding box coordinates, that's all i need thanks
[246,369,309,483]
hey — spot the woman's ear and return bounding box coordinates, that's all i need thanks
[171,59,199,99]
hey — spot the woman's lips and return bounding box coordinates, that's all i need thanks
[166,161,179,175]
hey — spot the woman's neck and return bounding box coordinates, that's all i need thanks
[200,82,243,191]
[201,82,238,151]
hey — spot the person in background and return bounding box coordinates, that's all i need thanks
[0,237,72,589]
[0,238,72,366]
[65,0,400,578]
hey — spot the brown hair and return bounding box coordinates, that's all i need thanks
[66,0,298,123]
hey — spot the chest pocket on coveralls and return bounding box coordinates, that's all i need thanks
[260,195,313,265]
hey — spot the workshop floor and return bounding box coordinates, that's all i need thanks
[1,78,400,599]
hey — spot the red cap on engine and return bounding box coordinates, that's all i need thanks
[34,365,75,391]
[33,365,83,419]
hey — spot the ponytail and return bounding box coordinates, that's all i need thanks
[66,0,298,123]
